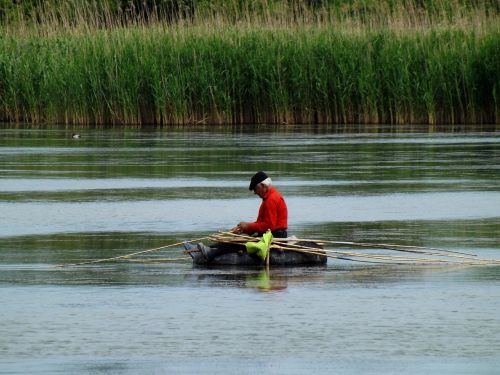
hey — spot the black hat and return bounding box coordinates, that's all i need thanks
[249,171,268,190]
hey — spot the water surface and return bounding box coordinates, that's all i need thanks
[1,127,499,374]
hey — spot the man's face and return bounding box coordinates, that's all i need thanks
[254,183,267,198]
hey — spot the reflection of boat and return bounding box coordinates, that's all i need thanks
[184,268,290,291]
[186,241,327,266]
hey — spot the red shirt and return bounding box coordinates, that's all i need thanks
[247,187,288,234]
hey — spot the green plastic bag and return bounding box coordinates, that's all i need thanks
[245,230,273,260]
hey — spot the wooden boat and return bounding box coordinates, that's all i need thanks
[186,241,327,266]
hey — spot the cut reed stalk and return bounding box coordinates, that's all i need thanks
[272,238,477,257]
[213,232,474,257]
[271,242,499,266]
[191,238,496,265]
[212,232,500,265]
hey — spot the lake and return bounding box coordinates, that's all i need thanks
[1,126,499,374]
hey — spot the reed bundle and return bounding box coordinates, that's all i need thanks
[60,231,500,267]
[209,232,500,266]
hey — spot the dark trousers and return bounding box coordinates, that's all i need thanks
[271,229,287,238]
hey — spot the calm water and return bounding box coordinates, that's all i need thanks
[1,127,500,374]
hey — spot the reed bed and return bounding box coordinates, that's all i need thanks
[1,1,499,126]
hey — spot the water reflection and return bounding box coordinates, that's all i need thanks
[183,262,500,290]
[245,270,288,292]
[6,258,493,289]
[184,268,290,292]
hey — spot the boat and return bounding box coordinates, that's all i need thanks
[185,241,327,266]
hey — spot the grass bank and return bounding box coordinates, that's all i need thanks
[0,1,499,126]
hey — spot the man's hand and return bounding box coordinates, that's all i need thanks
[232,222,251,234]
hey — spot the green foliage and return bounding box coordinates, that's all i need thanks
[0,28,498,125]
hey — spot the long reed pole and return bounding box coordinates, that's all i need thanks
[270,242,499,266]
[270,239,485,262]
[59,236,210,267]
[213,231,476,256]
[212,232,500,265]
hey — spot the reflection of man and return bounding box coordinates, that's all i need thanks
[233,171,288,239]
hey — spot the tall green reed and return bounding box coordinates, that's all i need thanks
[1,26,498,125]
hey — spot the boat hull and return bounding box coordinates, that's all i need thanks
[190,241,327,266]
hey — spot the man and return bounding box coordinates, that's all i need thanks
[195,171,288,263]
[232,171,288,238]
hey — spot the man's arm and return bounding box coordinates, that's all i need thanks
[238,199,277,234]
